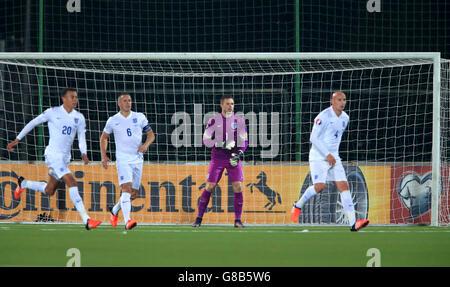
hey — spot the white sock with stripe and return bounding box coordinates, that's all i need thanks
[295,185,317,209]
[23,180,47,195]
[120,192,131,224]
[69,186,90,224]
[340,190,356,227]
[112,201,121,216]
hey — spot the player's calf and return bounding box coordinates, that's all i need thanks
[44,185,57,196]
[314,183,326,193]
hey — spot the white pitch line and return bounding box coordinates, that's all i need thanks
[0,226,446,234]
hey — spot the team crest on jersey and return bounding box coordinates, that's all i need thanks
[231,122,237,130]
[74,118,79,124]
[315,118,322,125]
[133,118,138,123]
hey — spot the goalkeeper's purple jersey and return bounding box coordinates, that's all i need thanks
[203,113,248,162]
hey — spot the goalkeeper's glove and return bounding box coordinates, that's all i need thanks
[230,150,244,167]
[215,140,235,150]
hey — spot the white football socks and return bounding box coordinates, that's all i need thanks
[23,180,47,195]
[295,186,317,209]
[69,186,90,224]
[340,190,356,227]
[112,201,121,216]
[120,192,131,224]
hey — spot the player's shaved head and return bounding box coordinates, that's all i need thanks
[331,91,346,116]
[332,91,346,99]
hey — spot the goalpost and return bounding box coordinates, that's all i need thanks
[0,52,447,226]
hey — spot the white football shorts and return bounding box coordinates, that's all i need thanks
[309,159,347,184]
[45,152,71,180]
[116,161,143,190]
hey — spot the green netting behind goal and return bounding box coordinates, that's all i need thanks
[1,1,449,57]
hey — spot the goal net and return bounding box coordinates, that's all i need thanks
[0,53,448,226]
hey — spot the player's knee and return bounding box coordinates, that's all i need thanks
[122,186,132,194]
[67,181,77,188]
[130,189,138,200]
[232,184,243,193]
[45,186,56,196]
[314,183,325,193]
[205,183,216,192]
[336,182,349,193]
[63,177,77,188]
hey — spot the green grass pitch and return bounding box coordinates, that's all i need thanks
[1,224,449,267]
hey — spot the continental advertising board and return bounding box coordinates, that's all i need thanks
[1,163,445,225]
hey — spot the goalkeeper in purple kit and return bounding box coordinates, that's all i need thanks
[192,95,248,228]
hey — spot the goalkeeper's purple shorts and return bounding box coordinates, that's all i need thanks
[206,160,243,183]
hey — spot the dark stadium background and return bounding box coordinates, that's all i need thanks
[0,0,448,163]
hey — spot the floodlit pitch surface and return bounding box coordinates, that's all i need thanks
[1,224,449,267]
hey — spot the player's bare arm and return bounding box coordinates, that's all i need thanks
[6,139,20,151]
[81,153,89,165]
[138,129,155,153]
[100,131,111,169]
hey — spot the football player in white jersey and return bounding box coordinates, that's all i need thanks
[7,88,102,230]
[100,93,155,230]
[290,91,369,231]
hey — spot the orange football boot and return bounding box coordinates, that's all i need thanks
[85,218,102,230]
[125,220,137,230]
[351,219,370,232]
[14,176,26,200]
[109,207,118,227]
[290,203,302,223]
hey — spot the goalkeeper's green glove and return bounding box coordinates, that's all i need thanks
[215,140,235,150]
[230,150,244,167]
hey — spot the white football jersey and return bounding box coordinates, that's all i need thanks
[17,105,87,159]
[309,106,349,161]
[103,111,150,164]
